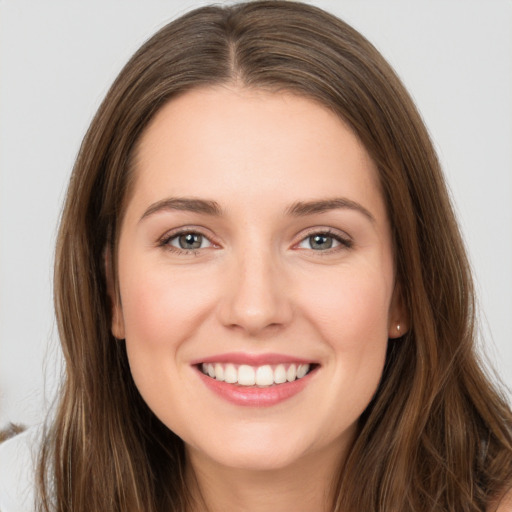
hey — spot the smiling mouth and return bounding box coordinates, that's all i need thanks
[198,362,316,387]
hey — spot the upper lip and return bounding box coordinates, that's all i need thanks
[190,352,317,366]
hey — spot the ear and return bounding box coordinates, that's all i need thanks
[388,282,409,339]
[104,246,125,340]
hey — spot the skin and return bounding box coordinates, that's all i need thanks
[492,488,512,512]
[110,86,407,512]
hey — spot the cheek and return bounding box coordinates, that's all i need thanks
[118,262,218,422]
[119,258,214,345]
[299,265,392,349]
[296,265,392,413]
[117,258,217,395]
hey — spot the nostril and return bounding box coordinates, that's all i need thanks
[217,272,293,334]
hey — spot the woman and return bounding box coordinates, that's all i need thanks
[1,1,511,511]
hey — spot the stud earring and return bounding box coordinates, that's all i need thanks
[396,324,401,334]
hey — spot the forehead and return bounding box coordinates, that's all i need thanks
[128,85,384,218]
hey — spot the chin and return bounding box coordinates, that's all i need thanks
[183,419,341,474]
[191,442,310,473]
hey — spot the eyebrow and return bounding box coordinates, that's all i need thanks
[140,197,222,222]
[139,196,375,223]
[286,198,375,222]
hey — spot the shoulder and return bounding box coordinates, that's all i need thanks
[0,426,40,512]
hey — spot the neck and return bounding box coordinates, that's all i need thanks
[185,441,349,512]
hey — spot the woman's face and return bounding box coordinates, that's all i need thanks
[112,86,404,473]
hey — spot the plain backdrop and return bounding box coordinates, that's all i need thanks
[1,0,511,429]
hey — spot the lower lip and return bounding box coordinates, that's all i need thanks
[196,368,316,407]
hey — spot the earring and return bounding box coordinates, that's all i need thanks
[396,324,401,334]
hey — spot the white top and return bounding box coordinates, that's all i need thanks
[0,429,37,512]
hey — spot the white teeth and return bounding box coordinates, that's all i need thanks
[214,363,224,381]
[274,364,287,384]
[238,365,255,385]
[200,362,311,386]
[297,364,309,379]
[286,364,297,382]
[224,364,237,384]
[255,365,274,386]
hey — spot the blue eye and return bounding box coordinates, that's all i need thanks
[297,232,351,251]
[166,232,212,251]
[308,234,335,250]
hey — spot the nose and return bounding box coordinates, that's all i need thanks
[217,248,293,336]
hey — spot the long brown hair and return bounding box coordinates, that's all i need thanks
[38,2,512,511]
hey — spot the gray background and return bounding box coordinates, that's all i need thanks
[1,0,511,428]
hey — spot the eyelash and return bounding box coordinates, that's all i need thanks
[157,228,353,255]
[158,229,215,256]
[296,228,353,253]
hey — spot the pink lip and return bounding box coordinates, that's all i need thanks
[190,352,314,366]
[194,363,317,407]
